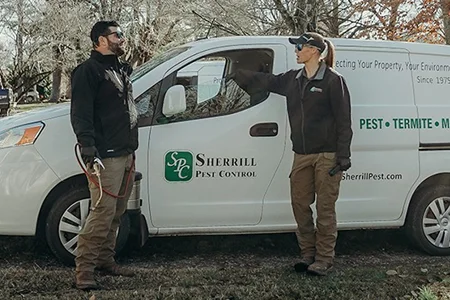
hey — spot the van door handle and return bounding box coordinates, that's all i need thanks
[250,122,278,137]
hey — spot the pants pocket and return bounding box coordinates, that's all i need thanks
[322,152,336,161]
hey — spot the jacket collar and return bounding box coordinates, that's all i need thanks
[296,61,327,80]
[90,50,120,65]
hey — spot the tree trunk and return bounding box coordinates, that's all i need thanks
[65,73,71,100]
[49,45,62,103]
[16,0,24,70]
[0,70,5,89]
[49,66,62,103]
[75,38,83,65]
[15,0,24,99]
[442,0,450,44]
[306,0,318,32]
[273,0,320,35]
[328,0,340,37]
[386,1,401,40]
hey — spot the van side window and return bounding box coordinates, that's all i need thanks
[168,49,274,123]
[136,81,161,126]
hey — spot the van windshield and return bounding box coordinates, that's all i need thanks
[130,46,190,82]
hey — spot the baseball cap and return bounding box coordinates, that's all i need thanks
[288,32,326,53]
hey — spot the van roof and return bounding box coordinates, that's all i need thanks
[184,36,449,56]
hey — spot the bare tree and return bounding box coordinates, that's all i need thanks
[123,0,187,67]
[0,0,53,101]
[0,0,449,104]
[442,0,450,44]
[350,0,444,43]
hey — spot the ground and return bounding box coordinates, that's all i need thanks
[1,229,450,300]
[1,104,450,299]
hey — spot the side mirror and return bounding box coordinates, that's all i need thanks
[163,85,187,117]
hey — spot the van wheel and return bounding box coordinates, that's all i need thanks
[45,185,130,266]
[406,185,450,256]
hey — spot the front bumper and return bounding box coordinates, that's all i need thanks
[0,145,59,235]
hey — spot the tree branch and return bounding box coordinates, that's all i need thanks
[272,0,296,32]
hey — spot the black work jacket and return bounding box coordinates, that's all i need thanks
[234,62,353,158]
[70,50,138,158]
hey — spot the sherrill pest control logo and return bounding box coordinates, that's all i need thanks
[165,151,194,182]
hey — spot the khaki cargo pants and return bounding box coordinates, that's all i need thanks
[290,152,342,264]
[75,154,135,273]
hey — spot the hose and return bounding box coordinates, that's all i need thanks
[74,143,135,211]
[91,162,103,211]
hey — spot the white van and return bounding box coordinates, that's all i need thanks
[0,36,449,265]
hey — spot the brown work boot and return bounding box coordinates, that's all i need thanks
[98,264,135,277]
[307,261,333,276]
[76,271,99,291]
[294,257,315,273]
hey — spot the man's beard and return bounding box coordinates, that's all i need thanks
[108,40,125,56]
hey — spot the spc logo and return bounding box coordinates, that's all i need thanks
[165,151,193,182]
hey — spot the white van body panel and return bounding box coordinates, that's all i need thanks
[0,36,449,243]
[148,44,288,228]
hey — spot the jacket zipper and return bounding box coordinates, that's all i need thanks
[300,79,310,154]
[300,101,306,154]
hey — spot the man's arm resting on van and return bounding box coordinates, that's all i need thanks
[70,63,98,155]
[231,69,291,96]
[330,75,353,170]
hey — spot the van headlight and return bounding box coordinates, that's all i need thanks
[0,122,45,149]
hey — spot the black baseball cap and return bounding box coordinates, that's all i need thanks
[288,32,326,53]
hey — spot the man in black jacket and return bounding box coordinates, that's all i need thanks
[70,20,138,290]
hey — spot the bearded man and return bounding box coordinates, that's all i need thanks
[70,20,138,290]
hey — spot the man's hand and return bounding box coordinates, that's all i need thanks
[81,146,100,167]
[337,157,351,171]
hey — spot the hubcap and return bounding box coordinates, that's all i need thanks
[58,198,90,255]
[422,196,450,248]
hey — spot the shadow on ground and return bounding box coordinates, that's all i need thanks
[0,228,420,267]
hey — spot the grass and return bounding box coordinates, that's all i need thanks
[420,280,450,300]
[1,230,450,299]
[0,263,430,299]
[418,287,438,300]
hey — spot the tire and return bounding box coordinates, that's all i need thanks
[45,185,131,266]
[25,96,34,103]
[406,185,450,256]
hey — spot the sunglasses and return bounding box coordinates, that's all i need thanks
[295,44,319,51]
[104,31,125,39]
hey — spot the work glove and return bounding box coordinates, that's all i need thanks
[81,146,100,167]
[337,157,351,171]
